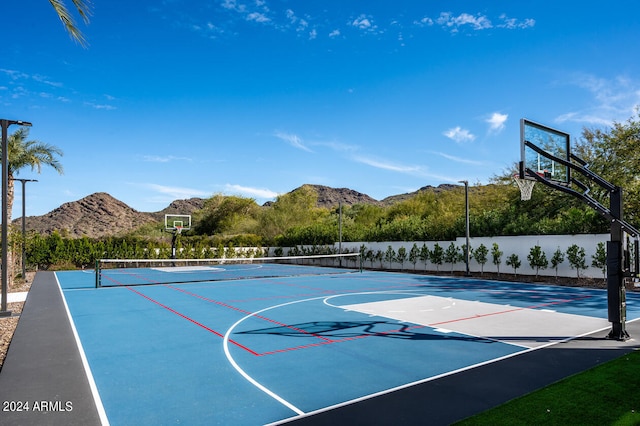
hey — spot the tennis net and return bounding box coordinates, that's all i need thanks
[95,253,362,288]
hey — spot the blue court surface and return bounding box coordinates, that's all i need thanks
[55,266,640,425]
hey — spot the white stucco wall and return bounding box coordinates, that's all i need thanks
[333,234,611,279]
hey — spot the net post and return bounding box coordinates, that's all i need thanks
[359,253,363,273]
[95,259,101,288]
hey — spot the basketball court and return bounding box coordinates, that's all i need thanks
[3,265,640,425]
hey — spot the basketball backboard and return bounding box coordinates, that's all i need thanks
[520,118,571,185]
[165,214,191,231]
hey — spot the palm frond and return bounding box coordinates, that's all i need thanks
[5,129,64,176]
[48,0,92,47]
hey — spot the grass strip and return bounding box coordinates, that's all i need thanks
[455,349,640,425]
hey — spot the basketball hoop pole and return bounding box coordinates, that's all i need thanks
[608,188,628,340]
[171,227,181,260]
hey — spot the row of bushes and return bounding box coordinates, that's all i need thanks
[23,232,264,270]
[20,231,607,281]
[353,242,606,279]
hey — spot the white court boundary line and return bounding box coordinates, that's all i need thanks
[56,274,110,426]
[223,296,338,416]
[222,290,439,416]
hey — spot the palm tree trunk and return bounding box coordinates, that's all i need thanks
[7,176,14,223]
[5,177,15,287]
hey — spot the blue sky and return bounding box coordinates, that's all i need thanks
[1,1,639,219]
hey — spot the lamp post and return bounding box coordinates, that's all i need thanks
[15,179,37,281]
[1,119,32,317]
[459,180,470,276]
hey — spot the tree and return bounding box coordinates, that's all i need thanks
[375,250,384,268]
[396,246,407,270]
[474,243,489,275]
[419,243,430,271]
[409,243,420,270]
[4,128,63,283]
[444,242,461,274]
[6,128,64,222]
[258,185,327,242]
[365,248,375,268]
[429,243,444,272]
[573,110,640,227]
[551,247,565,280]
[566,244,587,278]
[49,0,92,46]
[527,245,548,278]
[506,254,521,276]
[194,195,260,235]
[591,242,607,281]
[384,245,395,269]
[491,243,503,276]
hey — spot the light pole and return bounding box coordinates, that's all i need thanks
[1,119,32,317]
[459,180,470,276]
[338,201,343,267]
[15,179,37,281]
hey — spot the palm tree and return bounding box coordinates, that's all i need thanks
[2,127,63,283]
[6,127,64,221]
[49,0,92,47]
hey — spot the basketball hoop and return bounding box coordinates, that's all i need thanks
[174,226,183,234]
[514,175,535,201]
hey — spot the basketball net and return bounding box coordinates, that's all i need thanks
[174,226,183,234]
[513,175,535,201]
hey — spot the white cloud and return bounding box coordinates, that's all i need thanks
[352,15,372,29]
[555,73,640,125]
[414,17,434,27]
[329,29,341,38]
[0,68,30,80]
[353,156,422,174]
[144,183,210,199]
[443,126,476,143]
[246,12,270,23]
[142,155,192,163]
[497,14,535,29]
[274,132,313,152]
[351,14,378,32]
[225,184,278,199]
[436,152,485,166]
[437,12,492,32]
[317,140,358,153]
[84,102,117,110]
[486,112,508,132]
[221,0,242,11]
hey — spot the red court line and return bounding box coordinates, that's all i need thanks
[428,295,593,327]
[259,324,426,356]
[125,286,259,356]
[168,285,335,344]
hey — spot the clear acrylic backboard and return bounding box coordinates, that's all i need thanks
[165,214,191,231]
[520,118,571,185]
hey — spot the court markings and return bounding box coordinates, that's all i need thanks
[340,294,610,348]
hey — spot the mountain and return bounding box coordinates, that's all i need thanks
[290,184,383,208]
[17,184,457,238]
[149,198,206,222]
[380,184,458,204]
[20,193,204,238]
